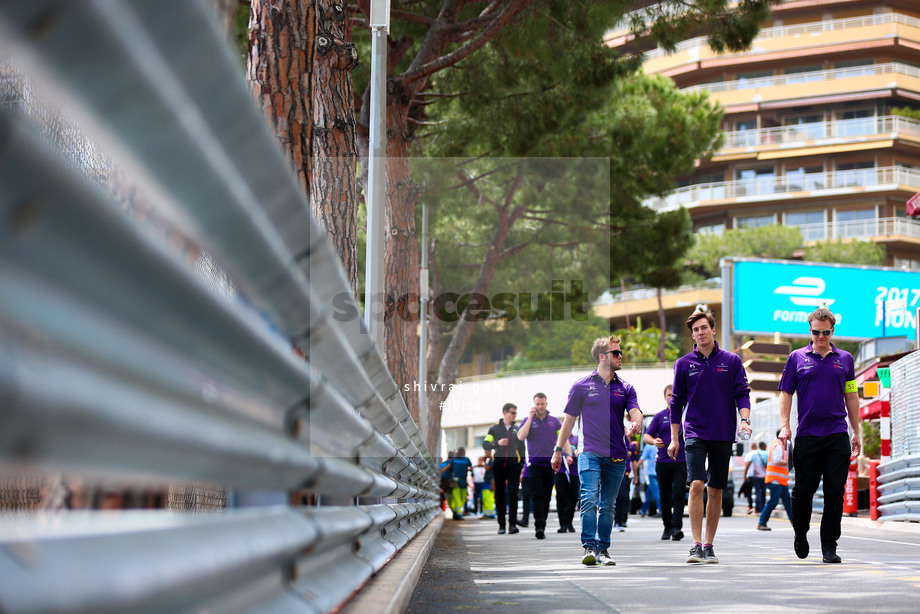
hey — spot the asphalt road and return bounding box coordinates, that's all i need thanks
[407,510,920,613]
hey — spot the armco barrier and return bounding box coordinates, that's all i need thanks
[875,350,920,521]
[0,1,438,612]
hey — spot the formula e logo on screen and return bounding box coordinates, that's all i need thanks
[772,277,840,323]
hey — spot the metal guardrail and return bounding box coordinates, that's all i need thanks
[0,1,438,612]
[875,351,920,521]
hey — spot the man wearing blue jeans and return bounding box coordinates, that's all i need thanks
[552,335,643,566]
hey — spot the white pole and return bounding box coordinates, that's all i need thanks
[364,22,387,351]
[720,257,732,350]
[419,201,429,440]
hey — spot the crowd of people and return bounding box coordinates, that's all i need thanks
[440,306,860,567]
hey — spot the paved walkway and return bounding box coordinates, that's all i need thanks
[407,509,920,613]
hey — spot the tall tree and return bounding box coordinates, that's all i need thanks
[248,0,360,296]
[350,0,776,441]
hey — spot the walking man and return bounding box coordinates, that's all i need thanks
[668,308,751,564]
[644,384,686,541]
[778,307,860,564]
[743,441,768,513]
[483,403,526,534]
[554,434,579,533]
[552,336,643,566]
[517,392,562,540]
[757,429,792,531]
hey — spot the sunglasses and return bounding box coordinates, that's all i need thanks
[602,350,624,358]
[811,329,832,337]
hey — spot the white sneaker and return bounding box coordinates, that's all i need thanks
[596,549,616,565]
[614,524,626,532]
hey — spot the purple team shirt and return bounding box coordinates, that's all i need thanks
[669,342,751,442]
[778,341,855,438]
[646,408,685,463]
[563,371,640,459]
[519,412,562,468]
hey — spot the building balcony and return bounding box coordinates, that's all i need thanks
[795,217,920,248]
[719,115,920,153]
[685,62,920,111]
[645,166,920,212]
[640,12,920,77]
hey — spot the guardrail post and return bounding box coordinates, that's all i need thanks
[870,459,880,520]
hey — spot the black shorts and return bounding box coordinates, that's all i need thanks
[685,438,733,490]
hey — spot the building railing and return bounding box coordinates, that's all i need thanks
[0,2,437,613]
[645,166,920,211]
[688,62,920,95]
[643,11,920,60]
[795,217,920,243]
[722,115,920,150]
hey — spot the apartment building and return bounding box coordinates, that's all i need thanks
[599,0,920,345]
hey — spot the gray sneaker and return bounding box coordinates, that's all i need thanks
[686,544,704,563]
[702,545,719,564]
[596,549,616,566]
[582,547,597,566]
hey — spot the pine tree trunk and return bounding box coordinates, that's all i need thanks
[248,0,359,296]
[383,89,421,425]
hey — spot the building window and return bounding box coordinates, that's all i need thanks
[489,345,515,363]
[835,208,876,239]
[785,165,825,191]
[735,214,775,229]
[834,109,874,138]
[785,210,825,241]
[894,257,920,272]
[833,59,875,79]
[733,120,758,147]
[736,166,775,197]
[784,114,824,140]
[835,161,876,188]
[736,69,774,89]
[785,65,823,84]
[697,222,725,235]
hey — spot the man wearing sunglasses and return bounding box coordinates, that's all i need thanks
[668,307,751,564]
[551,336,643,566]
[777,306,860,564]
[483,403,526,535]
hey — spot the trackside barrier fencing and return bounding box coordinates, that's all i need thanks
[877,350,920,521]
[0,1,439,612]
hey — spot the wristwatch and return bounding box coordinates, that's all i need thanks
[553,445,565,454]
[740,418,751,424]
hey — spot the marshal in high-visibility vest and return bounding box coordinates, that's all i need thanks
[764,440,789,486]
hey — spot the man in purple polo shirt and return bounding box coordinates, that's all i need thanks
[668,308,751,564]
[517,392,562,540]
[644,384,686,541]
[551,335,643,566]
[778,306,860,564]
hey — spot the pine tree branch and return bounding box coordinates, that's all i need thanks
[403,0,534,85]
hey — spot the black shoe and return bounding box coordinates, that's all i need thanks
[757,524,771,531]
[517,520,529,528]
[535,530,545,540]
[794,534,809,559]
[686,544,704,564]
[567,524,576,533]
[508,526,519,535]
[672,529,684,541]
[557,526,568,533]
[702,545,719,564]
[661,529,672,540]
[822,547,841,564]
[498,527,506,534]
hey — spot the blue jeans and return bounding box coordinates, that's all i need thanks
[759,481,792,525]
[640,476,660,515]
[578,452,626,552]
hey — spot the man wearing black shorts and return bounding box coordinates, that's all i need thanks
[668,308,751,564]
